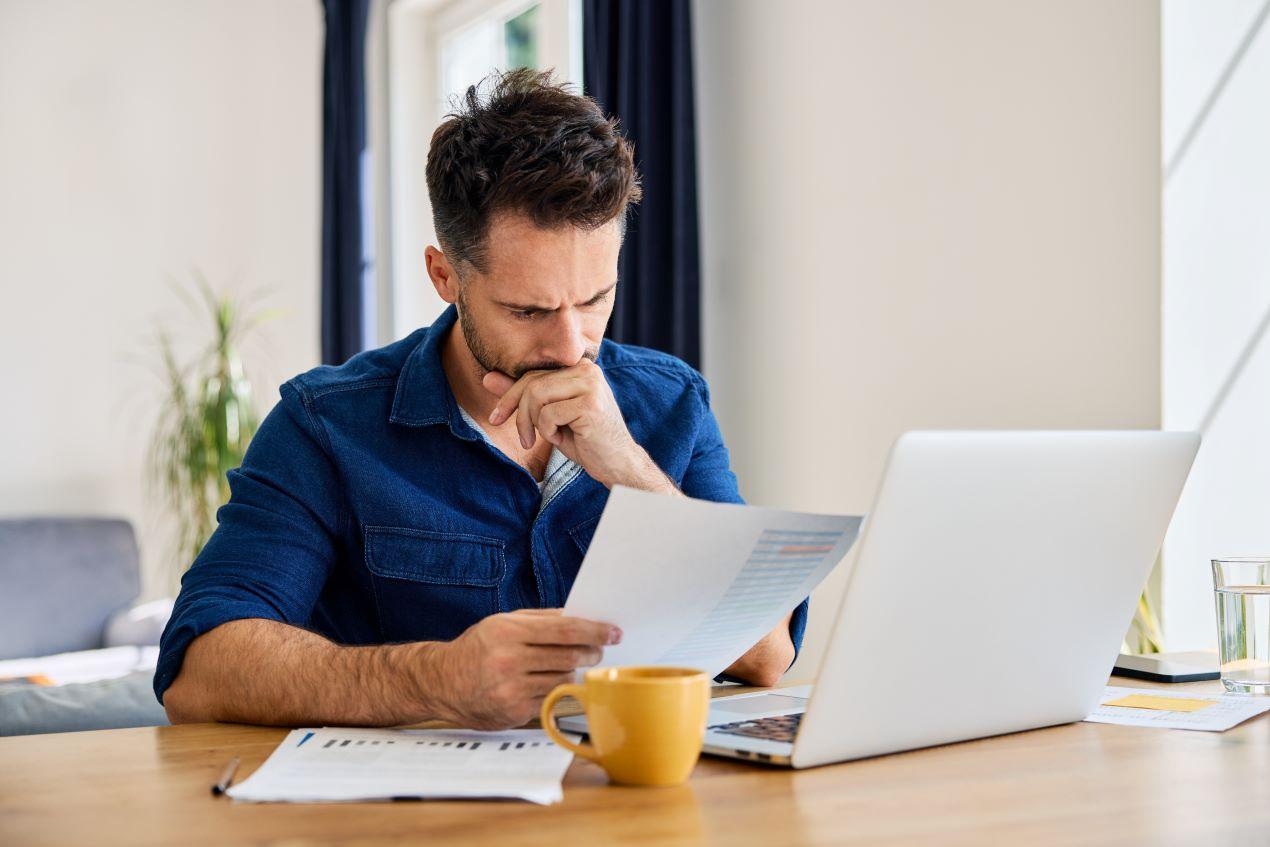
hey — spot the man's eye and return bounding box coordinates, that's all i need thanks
[511,310,539,321]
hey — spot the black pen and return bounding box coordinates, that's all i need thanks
[211,757,240,796]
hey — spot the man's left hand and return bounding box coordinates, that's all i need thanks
[484,361,677,494]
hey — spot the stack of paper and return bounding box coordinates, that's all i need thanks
[1084,685,1270,731]
[227,727,576,805]
[0,645,158,685]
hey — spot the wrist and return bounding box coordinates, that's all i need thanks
[601,444,676,494]
[397,640,457,724]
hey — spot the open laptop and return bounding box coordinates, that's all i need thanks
[560,431,1199,768]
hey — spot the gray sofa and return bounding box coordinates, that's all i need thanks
[0,518,170,735]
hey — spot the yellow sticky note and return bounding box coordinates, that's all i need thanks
[1104,694,1215,712]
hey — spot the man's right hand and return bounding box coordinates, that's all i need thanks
[421,609,621,730]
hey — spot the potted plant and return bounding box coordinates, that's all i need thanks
[146,274,273,595]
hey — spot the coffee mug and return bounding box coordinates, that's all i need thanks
[540,666,710,786]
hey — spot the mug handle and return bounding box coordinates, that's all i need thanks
[540,683,599,761]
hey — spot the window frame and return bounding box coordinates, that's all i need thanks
[371,0,583,345]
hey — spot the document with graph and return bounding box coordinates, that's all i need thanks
[564,486,864,677]
[227,727,576,805]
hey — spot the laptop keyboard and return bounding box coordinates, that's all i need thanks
[709,713,803,743]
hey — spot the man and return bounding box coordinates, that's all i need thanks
[157,69,808,730]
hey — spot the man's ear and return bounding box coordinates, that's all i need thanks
[424,245,461,304]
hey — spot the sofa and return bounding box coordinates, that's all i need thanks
[0,518,171,735]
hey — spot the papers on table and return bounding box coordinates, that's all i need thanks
[1084,686,1270,731]
[564,486,863,677]
[227,727,576,805]
[0,645,158,686]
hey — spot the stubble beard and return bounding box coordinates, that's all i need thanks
[455,286,601,380]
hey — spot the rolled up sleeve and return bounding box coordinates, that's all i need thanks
[678,374,811,670]
[153,381,342,704]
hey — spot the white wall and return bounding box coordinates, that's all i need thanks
[1162,0,1270,650]
[694,0,1163,676]
[0,0,322,597]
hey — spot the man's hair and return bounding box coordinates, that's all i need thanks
[425,67,641,274]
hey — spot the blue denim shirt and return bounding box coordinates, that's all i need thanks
[154,305,809,703]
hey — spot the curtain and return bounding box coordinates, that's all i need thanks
[583,0,702,369]
[320,0,370,366]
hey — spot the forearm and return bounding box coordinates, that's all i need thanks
[162,618,441,727]
[725,614,796,688]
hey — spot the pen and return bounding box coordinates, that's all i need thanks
[211,757,240,796]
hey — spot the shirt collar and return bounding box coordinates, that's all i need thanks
[389,304,470,432]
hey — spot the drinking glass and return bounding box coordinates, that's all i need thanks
[1212,557,1270,694]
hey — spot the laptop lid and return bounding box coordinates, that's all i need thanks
[790,431,1199,768]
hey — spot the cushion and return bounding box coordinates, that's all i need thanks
[0,671,169,736]
[0,518,140,659]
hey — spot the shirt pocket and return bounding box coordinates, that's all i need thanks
[569,515,603,555]
[550,513,603,594]
[363,526,505,642]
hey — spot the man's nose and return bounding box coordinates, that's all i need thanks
[539,310,589,366]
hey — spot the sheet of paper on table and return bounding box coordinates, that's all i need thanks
[1084,685,1270,731]
[564,486,864,677]
[227,727,575,805]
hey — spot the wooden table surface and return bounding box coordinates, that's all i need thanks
[2,659,1267,846]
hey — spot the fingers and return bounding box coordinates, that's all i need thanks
[523,645,604,672]
[517,614,622,647]
[488,363,594,429]
[489,372,538,426]
[511,608,563,616]
[527,672,575,697]
[481,370,516,397]
[536,398,589,445]
[515,377,587,449]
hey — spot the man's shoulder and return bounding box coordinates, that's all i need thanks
[286,329,429,402]
[597,339,707,396]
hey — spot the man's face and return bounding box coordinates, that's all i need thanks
[451,213,622,379]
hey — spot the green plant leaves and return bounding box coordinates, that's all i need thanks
[146,275,271,592]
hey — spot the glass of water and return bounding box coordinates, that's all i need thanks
[1212,557,1270,694]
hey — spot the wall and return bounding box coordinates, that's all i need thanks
[1161,0,1270,649]
[0,0,322,597]
[693,0,1163,676]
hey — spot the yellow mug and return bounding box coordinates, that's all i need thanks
[540,666,710,787]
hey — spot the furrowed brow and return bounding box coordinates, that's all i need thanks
[495,281,617,313]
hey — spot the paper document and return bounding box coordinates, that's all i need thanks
[0,645,157,685]
[564,486,863,676]
[1084,686,1270,731]
[227,727,575,805]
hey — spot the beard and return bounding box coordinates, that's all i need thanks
[455,287,599,379]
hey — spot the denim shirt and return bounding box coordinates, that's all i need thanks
[154,305,810,703]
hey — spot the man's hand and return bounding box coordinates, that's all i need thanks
[484,361,678,494]
[422,609,621,730]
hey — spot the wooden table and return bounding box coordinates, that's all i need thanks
[3,661,1267,846]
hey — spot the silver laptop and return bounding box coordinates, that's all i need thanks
[561,431,1199,768]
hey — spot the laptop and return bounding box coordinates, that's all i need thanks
[560,430,1199,768]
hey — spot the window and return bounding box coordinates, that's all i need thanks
[1160,0,1270,650]
[373,0,582,344]
[440,2,541,114]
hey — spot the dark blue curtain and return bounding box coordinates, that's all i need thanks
[320,0,370,365]
[584,0,701,369]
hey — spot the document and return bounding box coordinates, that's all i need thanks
[1084,685,1270,731]
[0,645,157,685]
[227,727,576,805]
[564,486,863,677]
